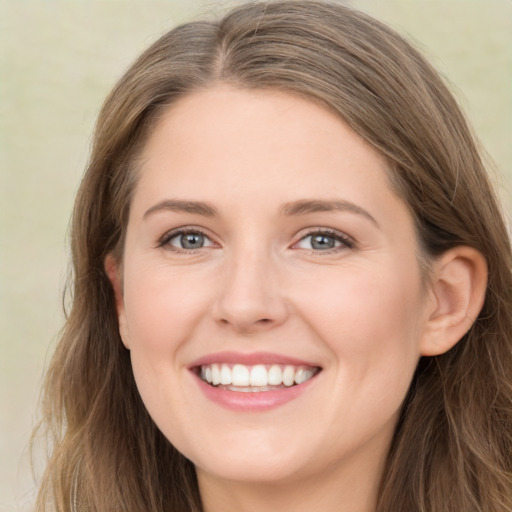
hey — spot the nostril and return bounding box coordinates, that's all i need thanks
[218,316,273,329]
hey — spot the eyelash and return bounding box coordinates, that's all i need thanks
[157,227,355,254]
[157,227,214,253]
[292,228,355,253]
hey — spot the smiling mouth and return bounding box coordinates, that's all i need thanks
[196,363,321,392]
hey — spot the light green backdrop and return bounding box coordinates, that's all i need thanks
[1,1,511,510]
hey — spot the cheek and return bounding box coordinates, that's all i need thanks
[120,265,205,432]
[295,260,424,383]
[122,261,214,355]
[292,265,423,453]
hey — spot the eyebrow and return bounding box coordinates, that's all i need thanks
[281,199,379,227]
[143,199,218,219]
[143,198,378,227]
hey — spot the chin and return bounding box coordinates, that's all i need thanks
[182,431,324,486]
[196,455,309,485]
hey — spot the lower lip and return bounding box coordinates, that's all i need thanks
[192,373,319,412]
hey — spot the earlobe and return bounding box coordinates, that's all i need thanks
[104,254,131,349]
[420,247,487,356]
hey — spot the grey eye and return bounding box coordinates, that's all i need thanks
[167,231,214,250]
[296,233,341,250]
[180,233,205,249]
[294,230,353,252]
[310,234,337,250]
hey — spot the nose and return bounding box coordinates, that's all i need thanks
[212,249,289,333]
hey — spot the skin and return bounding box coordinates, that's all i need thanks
[107,86,487,512]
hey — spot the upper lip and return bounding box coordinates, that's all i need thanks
[188,351,321,369]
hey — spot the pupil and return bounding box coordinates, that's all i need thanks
[181,233,204,249]
[311,234,334,250]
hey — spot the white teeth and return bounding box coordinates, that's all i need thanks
[211,364,221,385]
[199,363,318,389]
[232,364,250,386]
[294,368,314,384]
[268,365,282,385]
[282,365,295,387]
[220,364,232,385]
[250,365,268,386]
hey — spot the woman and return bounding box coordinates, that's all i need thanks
[34,1,512,511]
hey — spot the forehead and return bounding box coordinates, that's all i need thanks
[135,85,397,204]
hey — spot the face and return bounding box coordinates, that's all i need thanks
[113,86,433,488]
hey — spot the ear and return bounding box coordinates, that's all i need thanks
[420,246,487,356]
[104,254,130,349]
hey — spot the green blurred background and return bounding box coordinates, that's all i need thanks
[1,1,511,510]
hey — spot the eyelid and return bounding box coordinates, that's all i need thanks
[156,225,354,253]
[157,226,219,251]
[291,227,355,251]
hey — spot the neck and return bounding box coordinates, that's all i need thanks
[197,448,386,512]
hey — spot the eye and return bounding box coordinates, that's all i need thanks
[293,230,354,251]
[159,229,216,251]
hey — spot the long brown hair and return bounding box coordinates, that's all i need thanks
[34,2,512,510]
